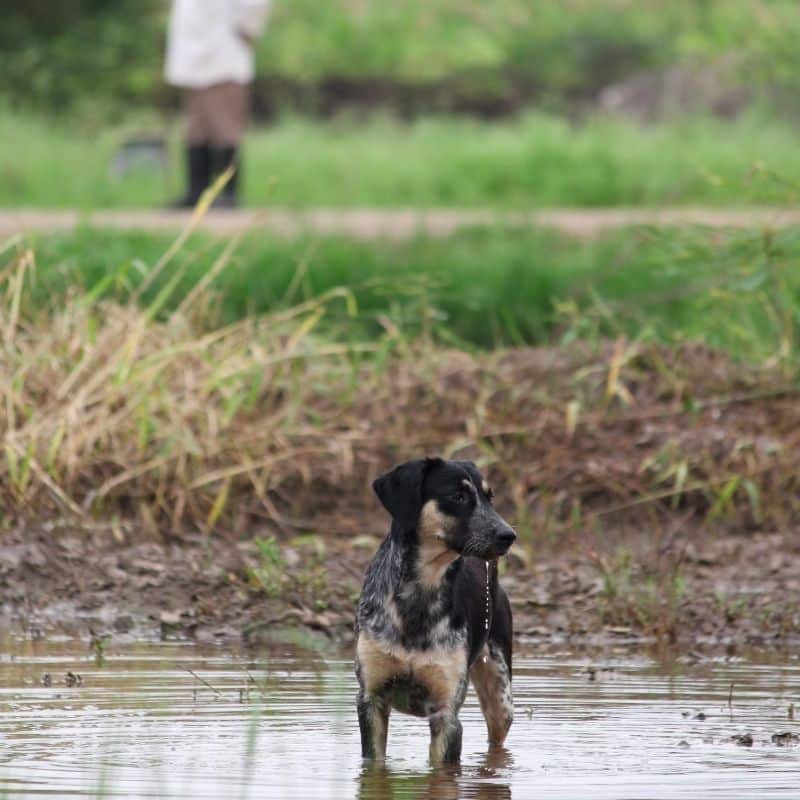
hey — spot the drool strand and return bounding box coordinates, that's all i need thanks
[485,559,490,631]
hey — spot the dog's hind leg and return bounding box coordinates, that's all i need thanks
[470,586,513,745]
[357,690,391,761]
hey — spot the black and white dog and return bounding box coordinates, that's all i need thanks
[355,457,516,764]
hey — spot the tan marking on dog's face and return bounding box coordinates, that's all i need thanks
[417,499,459,588]
[418,499,454,541]
[469,645,514,745]
[357,632,467,711]
[482,479,490,495]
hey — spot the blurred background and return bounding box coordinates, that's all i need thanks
[3,7,800,797]
[2,0,800,658]
[4,0,800,209]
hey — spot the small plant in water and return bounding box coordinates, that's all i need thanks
[89,628,111,666]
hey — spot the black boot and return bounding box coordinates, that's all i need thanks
[170,144,211,209]
[211,145,240,209]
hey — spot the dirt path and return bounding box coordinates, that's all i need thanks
[4,207,800,240]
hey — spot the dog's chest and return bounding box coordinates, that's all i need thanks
[356,630,468,717]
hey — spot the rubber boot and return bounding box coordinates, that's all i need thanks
[171,144,211,208]
[211,145,240,209]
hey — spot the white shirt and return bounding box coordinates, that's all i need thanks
[165,0,271,89]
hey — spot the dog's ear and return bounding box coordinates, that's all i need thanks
[454,459,481,483]
[373,457,441,531]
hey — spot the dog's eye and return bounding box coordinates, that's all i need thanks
[448,489,470,505]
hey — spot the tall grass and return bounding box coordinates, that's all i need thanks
[3,222,800,536]
[3,111,800,209]
[1,234,377,532]
[26,222,800,362]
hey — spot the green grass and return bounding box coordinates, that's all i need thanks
[23,223,800,364]
[3,111,800,210]
[259,0,800,90]
[9,1,800,113]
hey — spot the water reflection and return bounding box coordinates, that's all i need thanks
[358,747,512,800]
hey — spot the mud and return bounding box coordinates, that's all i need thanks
[3,341,800,653]
[2,519,799,654]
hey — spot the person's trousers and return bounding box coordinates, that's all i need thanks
[185,81,250,147]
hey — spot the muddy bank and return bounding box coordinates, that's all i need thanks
[3,341,800,652]
[3,520,799,653]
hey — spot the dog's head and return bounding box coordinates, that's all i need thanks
[372,457,516,560]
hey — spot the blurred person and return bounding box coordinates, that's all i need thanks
[166,0,271,209]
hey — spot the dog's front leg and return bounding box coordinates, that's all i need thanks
[428,708,462,764]
[357,690,390,761]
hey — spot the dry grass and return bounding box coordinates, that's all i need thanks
[2,223,800,541]
[0,223,381,534]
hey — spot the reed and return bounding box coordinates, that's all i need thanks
[3,221,799,537]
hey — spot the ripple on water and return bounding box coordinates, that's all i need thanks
[0,642,799,799]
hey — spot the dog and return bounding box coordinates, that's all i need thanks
[355,457,516,764]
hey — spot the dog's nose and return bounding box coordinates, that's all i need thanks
[495,527,516,552]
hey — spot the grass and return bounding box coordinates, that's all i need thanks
[23,222,800,362]
[592,545,687,642]
[3,217,800,537]
[248,534,329,610]
[10,0,800,112]
[4,111,800,209]
[254,0,800,95]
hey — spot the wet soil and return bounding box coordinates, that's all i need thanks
[3,342,800,653]
[3,519,799,654]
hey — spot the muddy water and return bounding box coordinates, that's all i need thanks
[1,640,799,799]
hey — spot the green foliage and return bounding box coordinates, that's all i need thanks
[5,0,800,113]
[24,221,800,364]
[4,111,800,210]
[0,1,164,111]
[248,534,328,608]
[594,547,686,635]
[249,536,285,598]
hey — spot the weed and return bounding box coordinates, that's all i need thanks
[21,220,800,360]
[592,546,687,641]
[248,535,329,609]
[249,537,286,599]
[89,629,112,666]
[2,220,800,537]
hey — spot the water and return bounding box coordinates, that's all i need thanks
[1,639,799,799]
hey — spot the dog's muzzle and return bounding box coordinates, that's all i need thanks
[493,524,517,556]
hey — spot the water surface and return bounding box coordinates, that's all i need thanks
[1,639,798,799]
